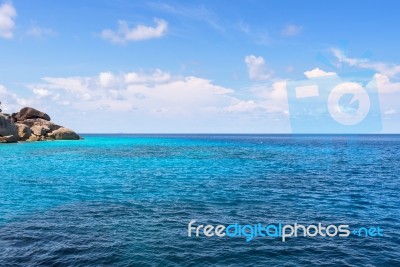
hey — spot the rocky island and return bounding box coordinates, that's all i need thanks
[0,107,80,143]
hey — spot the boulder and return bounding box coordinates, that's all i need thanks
[12,107,51,121]
[1,107,80,143]
[15,123,31,141]
[0,135,18,143]
[28,134,41,142]
[50,127,80,140]
[0,113,18,138]
[31,125,50,136]
[21,118,61,131]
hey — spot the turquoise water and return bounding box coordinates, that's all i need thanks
[0,134,399,266]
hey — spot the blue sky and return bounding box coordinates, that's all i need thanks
[0,0,399,133]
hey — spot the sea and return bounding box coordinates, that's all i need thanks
[0,134,399,266]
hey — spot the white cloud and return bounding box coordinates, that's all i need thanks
[250,80,289,113]
[101,18,168,44]
[224,100,259,113]
[28,70,235,114]
[223,80,289,115]
[384,109,396,115]
[0,2,16,39]
[148,2,223,32]
[364,62,400,77]
[26,69,291,131]
[375,73,400,94]
[245,55,271,81]
[26,25,55,38]
[331,48,365,66]
[124,69,171,84]
[281,24,302,37]
[0,84,32,112]
[304,68,337,78]
[98,72,116,88]
[332,48,400,77]
[32,87,51,98]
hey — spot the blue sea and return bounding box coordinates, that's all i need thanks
[0,134,399,266]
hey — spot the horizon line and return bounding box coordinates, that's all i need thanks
[78,133,400,135]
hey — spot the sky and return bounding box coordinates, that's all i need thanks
[0,0,399,133]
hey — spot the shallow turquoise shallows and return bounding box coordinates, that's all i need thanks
[0,134,399,266]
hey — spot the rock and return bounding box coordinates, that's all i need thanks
[28,134,41,142]
[0,135,18,143]
[15,123,31,141]
[1,107,80,144]
[0,113,18,137]
[12,107,51,121]
[31,125,50,136]
[51,127,80,140]
[46,133,55,140]
[21,118,61,131]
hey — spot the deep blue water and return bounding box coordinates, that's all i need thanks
[0,134,399,266]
